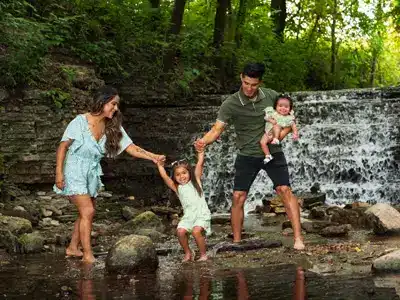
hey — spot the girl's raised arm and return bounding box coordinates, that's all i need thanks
[194,150,205,183]
[156,161,177,193]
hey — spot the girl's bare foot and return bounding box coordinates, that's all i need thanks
[65,247,83,258]
[182,252,193,262]
[294,238,305,250]
[196,255,208,262]
[82,254,96,264]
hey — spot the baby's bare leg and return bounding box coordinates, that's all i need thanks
[260,132,272,156]
[271,125,282,144]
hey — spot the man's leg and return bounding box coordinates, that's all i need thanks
[232,154,261,243]
[264,152,304,250]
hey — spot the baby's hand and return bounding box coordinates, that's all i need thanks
[292,132,299,141]
[267,117,277,125]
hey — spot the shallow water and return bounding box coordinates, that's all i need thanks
[0,253,399,299]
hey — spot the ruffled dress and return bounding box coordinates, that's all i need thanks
[264,107,295,133]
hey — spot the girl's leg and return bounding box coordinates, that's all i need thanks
[260,133,272,156]
[271,125,282,144]
[70,194,96,263]
[66,217,83,257]
[177,228,192,262]
[192,226,207,261]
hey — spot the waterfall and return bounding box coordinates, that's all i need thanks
[198,88,400,213]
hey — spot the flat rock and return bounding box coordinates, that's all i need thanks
[213,239,282,253]
[373,249,400,273]
[365,204,400,234]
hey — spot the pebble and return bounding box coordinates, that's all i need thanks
[36,191,46,196]
[39,196,52,201]
[98,192,112,198]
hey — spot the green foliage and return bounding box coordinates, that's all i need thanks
[41,88,71,109]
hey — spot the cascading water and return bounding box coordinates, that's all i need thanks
[197,88,400,213]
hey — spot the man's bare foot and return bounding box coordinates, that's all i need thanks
[82,254,96,264]
[65,247,83,258]
[196,255,208,262]
[294,238,305,250]
[182,252,193,262]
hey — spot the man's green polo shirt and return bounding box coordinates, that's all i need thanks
[216,87,281,157]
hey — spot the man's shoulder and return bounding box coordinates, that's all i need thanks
[220,92,239,108]
[260,87,279,99]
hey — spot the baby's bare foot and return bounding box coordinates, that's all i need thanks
[65,247,83,258]
[82,254,96,264]
[294,238,305,251]
[196,255,208,262]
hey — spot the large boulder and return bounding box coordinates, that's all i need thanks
[372,250,400,272]
[121,211,165,234]
[365,204,400,234]
[320,224,352,237]
[0,229,19,253]
[18,232,45,253]
[105,235,158,274]
[0,216,32,235]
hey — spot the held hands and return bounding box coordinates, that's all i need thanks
[153,154,166,165]
[55,173,65,190]
[194,138,206,153]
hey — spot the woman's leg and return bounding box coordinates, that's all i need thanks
[177,228,192,262]
[70,194,96,263]
[192,226,207,261]
[66,217,83,257]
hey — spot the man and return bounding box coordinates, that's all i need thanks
[194,62,305,250]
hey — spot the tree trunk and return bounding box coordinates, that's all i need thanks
[330,0,337,88]
[149,0,160,8]
[234,0,247,49]
[163,0,187,72]
[213,0,229,50]
[369,0,383,87]
[271,0,287,42]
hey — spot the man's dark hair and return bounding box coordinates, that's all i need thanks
[242,63,266,80]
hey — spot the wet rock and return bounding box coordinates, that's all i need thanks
[214,239,282,253]
[328,207,368,228]
[40,207,53,217]
[310,183,320,194]
[150,206,180,217]
[263,214,286,226]
[40,217,60,227]
[0,216,32,235]
[98,191,113,198]
[134,228,164,243]
[44,205,63,216]
[13,205,26,212]
[121,211,165,234]
[211,214,231,225]
[298,193,326,209]
[36,191,46,196]
[301,219,338,234]
[121,206,141,221]
[18,232,45,253]
[0,229,19,253]
[106,235,158,274]
[365,203,400,235]
[309,206,327,219]
[320,224,352,237]
[372,250,400,273]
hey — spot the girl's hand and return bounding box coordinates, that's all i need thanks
[153,154,166,165]
[267,117,277,125]
[55,173,65,190]
[292,132,299,141]
[194,139,206,152]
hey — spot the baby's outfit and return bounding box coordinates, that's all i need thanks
[53,114,132,197]
[177,182,212,235]
[263,107,295,163]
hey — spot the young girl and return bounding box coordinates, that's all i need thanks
[54,86,165,264]
[260,94,299,164]
[156,150,211,262]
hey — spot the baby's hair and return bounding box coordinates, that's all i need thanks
[274,93,293,111]
[170,160,203,197]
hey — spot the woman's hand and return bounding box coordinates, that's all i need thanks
[153,154,166,165]
[55,173,65,190]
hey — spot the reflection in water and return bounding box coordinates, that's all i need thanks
[293,267,307,300]
[78,263,95,300]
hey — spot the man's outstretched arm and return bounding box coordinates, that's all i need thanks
[194,120,226,151]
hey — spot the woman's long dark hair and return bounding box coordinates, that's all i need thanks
[171,161,203,197]
[90,86,122,157]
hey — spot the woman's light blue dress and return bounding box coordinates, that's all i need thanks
[53,114,133,197]
[177,182,212,235]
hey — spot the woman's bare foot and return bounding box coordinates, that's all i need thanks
[182,252,193,262]
[82,254,96,264]
[196,255,208,262]
[294,238,305,250]
[65,247,83,258]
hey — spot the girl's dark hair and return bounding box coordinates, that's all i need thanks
[273,93,293,111]
[171,161,203,197]
[90,86,122,157]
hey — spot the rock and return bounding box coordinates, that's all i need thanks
[13,206,26,212]
[214,239,282,253]
[40,208,53,217]
[365,204,400,234]
[310,183,320,194]
[211,214,231,225]
[0,229,19,253]
[121,211,165,234]
[18,232,45,253]
[150,206,180,217]
[127,196,135,201]
[320,224,352,237]
[40,217,60,227]
[301,219,338,234]
[38,196,52,201]
[328,207,368,228]
[121,206,141,221]
[351,202,371,209]
[134,228,164,243]
[372,250,400,272]
[309,206,327,220]
[106,235,158,274]
[298,193,326,209]
[36,191,46,196]
[98,191,112,198]
[44,205,63,216]
[263,214,286,226]
[273,207,286,214]
[0,216,32,235]
[263,213,277,218]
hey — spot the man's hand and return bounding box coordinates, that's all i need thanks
[194,138,206,153]
[266,117,277,125]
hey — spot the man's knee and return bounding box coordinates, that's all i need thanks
[232,191,247,208]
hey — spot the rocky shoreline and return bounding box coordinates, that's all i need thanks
[2,183,400,280]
